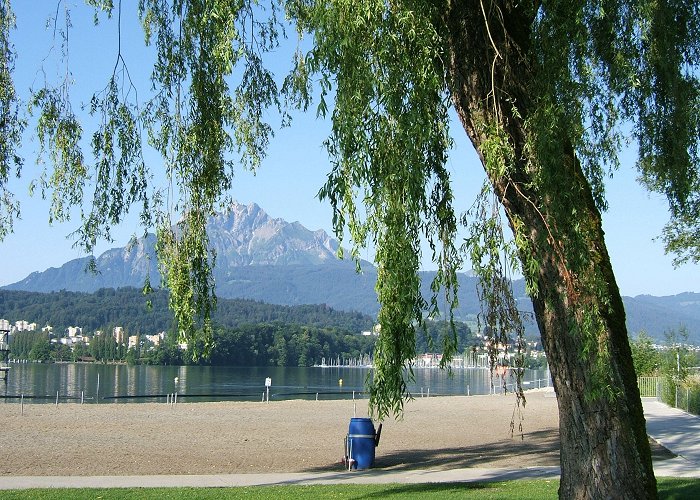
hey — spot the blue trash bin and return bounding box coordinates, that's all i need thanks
[347,418,377,469]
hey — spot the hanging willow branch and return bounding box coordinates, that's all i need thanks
[0,0,24,241]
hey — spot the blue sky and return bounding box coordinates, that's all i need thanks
[1,2,698,297]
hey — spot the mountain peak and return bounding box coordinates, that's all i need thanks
[209,201,339,267]
[3,202,347,293]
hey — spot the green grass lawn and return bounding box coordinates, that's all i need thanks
[0,478,697,499]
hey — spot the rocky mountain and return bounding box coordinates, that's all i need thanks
[3,201,699,343]
[207,203,341,267]
[3,201,380,313]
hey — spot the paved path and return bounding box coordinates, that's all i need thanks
[1,398,697,489]
[0,467,560,489]
[642,397,700,478]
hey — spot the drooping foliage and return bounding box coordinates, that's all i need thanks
[284,0,699,417]
[0,0,24,241]
[521,0,699,401]
[287,0,461,418]
[137,0,286,359]
[2,2,700,496]
[524,0,700,265]
[4,0,287,360]
[0,0,698,436]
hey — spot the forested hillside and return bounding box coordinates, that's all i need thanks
[0,288,374,334]
[3,288,476,367]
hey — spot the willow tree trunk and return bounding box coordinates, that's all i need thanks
[444,1,657,498]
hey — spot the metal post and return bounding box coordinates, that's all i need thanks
[676,385,679,409]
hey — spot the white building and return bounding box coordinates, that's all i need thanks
[128,335,139,350]
[113,326,125,344]
[66,326,82,338]
[146,331,165,346]
[14,320,36,332]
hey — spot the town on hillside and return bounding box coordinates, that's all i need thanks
[1,318,179,363]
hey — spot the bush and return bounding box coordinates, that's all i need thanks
[685,377,700,415]
[661,375,700,416]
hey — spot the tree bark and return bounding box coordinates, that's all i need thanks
[444,1,657,498]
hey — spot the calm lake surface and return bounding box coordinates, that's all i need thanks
[1,363,550,403]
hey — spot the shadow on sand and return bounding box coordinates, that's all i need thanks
[305,428,675,474]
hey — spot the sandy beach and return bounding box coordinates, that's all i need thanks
[0,391,562,477]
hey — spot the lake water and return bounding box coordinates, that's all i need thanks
[0,363,550,403]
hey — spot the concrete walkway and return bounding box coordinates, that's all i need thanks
[1,398,697,489]
[0,467,560,490]
[642,397,700,478]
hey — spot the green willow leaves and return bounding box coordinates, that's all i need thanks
[1,0,699,423]
[530,0,700,262]
[137,0,285,358]
[289,0,460,419]
[4,0,286,360]
[0,0,24,240]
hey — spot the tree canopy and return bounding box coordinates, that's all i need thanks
[1,1,699,497]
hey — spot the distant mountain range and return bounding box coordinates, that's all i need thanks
[4,202,382,314]
[3,201,699,343]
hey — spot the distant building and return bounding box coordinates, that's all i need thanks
[0,319,10,331]
[14,320,36,332]
[146,332,165,347]
[128,335,139,350]
[113,326,125,344]
[361,324,380,336]
[66,326,82,338]
[415,353,443,367]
